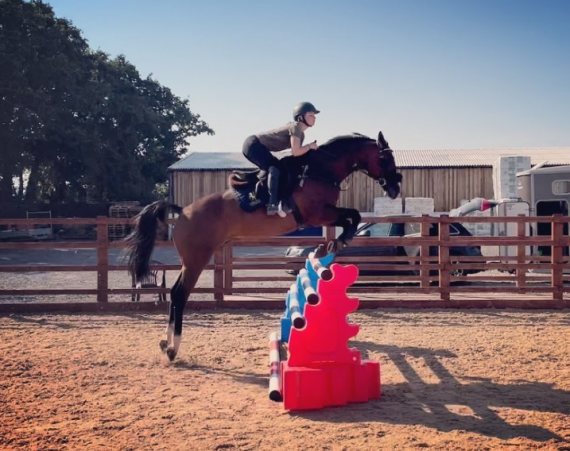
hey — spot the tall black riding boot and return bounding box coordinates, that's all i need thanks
[266,166,284,217]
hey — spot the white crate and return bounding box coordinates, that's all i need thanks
[404,197,434,216]
[465,210,492,236]
[492,156,531,199]
[374,197,403,216]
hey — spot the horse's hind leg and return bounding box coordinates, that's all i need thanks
[168,267,193,361]
[159,272,182,354]
[163,250,213,361]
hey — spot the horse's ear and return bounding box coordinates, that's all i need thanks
[377,131,390,150]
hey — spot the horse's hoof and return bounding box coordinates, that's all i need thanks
[166,348,177,361]
[314,244,327,258]
[327,240,338,254]
[159,340,168,353]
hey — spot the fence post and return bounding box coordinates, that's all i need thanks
[223,243,233,297]
[324,225,336,242]
[551,215,563,302]
[420,215,430,289]
[439,215,450,301]
[96,216,108,303]
[516,215,527,291]
[214,247,224,306]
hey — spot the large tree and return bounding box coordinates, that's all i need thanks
[0,0,213,203]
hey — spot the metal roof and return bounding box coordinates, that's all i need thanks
[169,148,570,171]
[394,148,570,168]
[169,152,255,171]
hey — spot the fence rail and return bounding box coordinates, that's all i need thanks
[0,215,569,312]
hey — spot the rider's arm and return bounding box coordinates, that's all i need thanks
[290,136,317,157]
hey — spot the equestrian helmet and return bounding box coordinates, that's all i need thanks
[293,102,320,121]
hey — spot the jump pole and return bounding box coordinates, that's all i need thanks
[268,331,283,402]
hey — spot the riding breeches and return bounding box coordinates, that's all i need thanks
[242,135,280,171]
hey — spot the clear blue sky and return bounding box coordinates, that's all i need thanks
[47,0,570,152]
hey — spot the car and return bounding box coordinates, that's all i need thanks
[284,218,483,277]
[404,221,484,277]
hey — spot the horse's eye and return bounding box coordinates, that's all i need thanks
[378,178,387,187]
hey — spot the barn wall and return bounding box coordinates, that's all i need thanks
[171,171,233,208]
[336,167,493,212]
[170,167,494,213]
[400,167,494,211]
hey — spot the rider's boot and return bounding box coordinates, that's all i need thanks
[266,166,286,217]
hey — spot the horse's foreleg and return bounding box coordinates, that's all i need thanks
[333,208,362,245]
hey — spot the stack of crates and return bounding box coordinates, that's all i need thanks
[492,156,531,200]
[108,202,142,240]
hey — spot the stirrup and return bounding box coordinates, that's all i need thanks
[266,203,279,216]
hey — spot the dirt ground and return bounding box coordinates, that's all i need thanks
[1,309,569,450]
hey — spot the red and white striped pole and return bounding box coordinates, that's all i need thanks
[299,268,319,305]
[268,331,283,402]
[308,252,332,280]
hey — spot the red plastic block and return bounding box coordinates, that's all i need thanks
[288,264,360,367]
[281,360,380,411]
[281,263,382,411]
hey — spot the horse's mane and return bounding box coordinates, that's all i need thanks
[315,133,374,159]
[281,133,374,169]
[278,133,376,184]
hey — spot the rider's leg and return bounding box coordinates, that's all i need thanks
[266,166,283,216]
[242,137,286,216]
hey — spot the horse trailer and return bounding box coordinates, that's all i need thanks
[517,165,570,258]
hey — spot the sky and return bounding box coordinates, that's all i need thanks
[46,0,570,153]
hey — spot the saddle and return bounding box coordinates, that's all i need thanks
[229,165,304,213]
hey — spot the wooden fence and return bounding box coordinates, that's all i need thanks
[0,215,569,312]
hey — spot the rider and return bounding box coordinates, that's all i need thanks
[242,102,319,217]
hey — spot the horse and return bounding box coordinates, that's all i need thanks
[126,131,402,361]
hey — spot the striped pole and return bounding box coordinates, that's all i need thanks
[299,268,319,305]
[268,331,283,402]
[288,283,306,329]
[308,252,333,281]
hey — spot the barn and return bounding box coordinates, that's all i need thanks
[168,148,570,212]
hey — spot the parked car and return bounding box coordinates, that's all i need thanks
[284,218,483,277]
[404,221,483,277]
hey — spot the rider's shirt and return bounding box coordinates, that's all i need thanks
[255,122,304,152]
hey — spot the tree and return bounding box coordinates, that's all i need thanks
[0,0,213,204]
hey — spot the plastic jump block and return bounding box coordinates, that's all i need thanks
[281,263,381,411]
[280,251,336,343]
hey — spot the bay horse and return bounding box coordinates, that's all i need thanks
[126,131,402,361]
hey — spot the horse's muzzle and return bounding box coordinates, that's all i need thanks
[378,177,400,199]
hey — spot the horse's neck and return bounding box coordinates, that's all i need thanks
[316,155,357,184]
[284,146,361,185]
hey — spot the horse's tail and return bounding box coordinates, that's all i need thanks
[125,200,183,280]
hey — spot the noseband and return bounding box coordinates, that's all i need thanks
[376,147,394,187]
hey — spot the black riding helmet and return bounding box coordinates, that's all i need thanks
[293,102,320,122]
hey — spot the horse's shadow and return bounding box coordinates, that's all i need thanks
[293,341,569,443]
[357,309,570,328]
[170,338,569,442]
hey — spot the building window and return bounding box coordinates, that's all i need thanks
[553,180,570,195]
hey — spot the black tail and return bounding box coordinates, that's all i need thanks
[125,200,183,280]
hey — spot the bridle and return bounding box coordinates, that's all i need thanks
[357,145,395,187]
[376,147,394,187]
